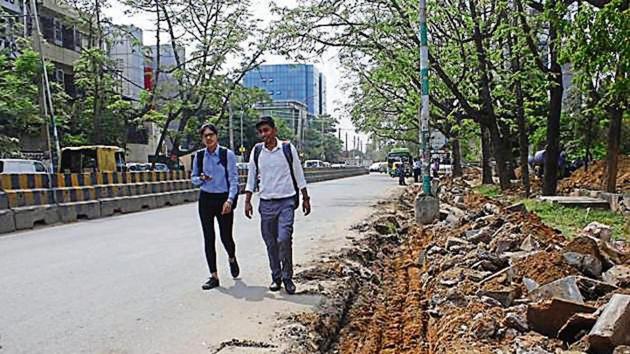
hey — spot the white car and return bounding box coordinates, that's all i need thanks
[0,159,48,174]
[304,160,326,168]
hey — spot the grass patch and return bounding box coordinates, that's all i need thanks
[522,199,629,240]
[473,184,502,198]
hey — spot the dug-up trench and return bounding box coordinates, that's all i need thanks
[277,172,630,354]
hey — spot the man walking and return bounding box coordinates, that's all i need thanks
[192,123,240,290]
[244,116,311,295]
[413,157,422,183]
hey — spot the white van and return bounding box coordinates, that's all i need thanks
[304,160,326,168]
[0,159,48,174]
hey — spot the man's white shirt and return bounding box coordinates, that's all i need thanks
[245,138,307,199]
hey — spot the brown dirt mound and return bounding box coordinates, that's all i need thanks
[559,155,630,193]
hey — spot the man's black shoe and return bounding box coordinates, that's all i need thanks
[229,259,240,278]
[202,277,220,290]
[269,280,282,292]
[283,279,296,295]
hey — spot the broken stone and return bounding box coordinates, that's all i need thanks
[602,265,630,288]
[580,221,612,243]
[477,286,519,307]
[503,250,543,265]
[495,235,522,254]
[465,227,493,244]
[528,276,585,303]
[523,277,541,292]
[503,312,529,332]
[557,312,598,344]
[427,245,447,256]
[521,235,541,252]
[471,313,497,339]
[613,346,630,354]
[574,276,618,301]
[445,237,469,250]
[465,269,492,282]
[484,203,501,215]
[587,294,630,353]
[563,252,603,278]
[527,298,597,338]
[480,266,515,285]
[506,202,527,213]
[472,259,502,272]
[480,295,504,307]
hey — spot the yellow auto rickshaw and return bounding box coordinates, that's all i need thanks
[59,145,126,173]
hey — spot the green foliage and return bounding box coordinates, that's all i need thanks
[0,50,44,156]
[523,200,629,240]
[474,185,502,198]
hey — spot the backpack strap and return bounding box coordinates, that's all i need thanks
[282,142,299,193]
[219,146,229,186]
[253,143,263,177]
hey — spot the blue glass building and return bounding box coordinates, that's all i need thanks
[243,64,327,116]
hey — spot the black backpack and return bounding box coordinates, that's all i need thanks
[195,147,238,210]
[253,142,299,209]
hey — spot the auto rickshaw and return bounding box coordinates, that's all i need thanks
[59,146,126,173]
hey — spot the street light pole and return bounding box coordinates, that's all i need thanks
[419,0,431,196]
[415,0,439,224]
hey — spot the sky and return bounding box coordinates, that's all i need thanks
[104,0,368,152]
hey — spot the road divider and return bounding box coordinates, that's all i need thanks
[0,167,367,234]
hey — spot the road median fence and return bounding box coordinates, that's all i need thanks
[0,167,367,234]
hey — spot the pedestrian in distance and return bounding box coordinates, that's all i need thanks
[244,116,311,295]
[192,123,240,290]
[413,157,422,183]
[398,162,407,186]
[432,158,440,178]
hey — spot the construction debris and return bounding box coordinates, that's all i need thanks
[280,172,630,354]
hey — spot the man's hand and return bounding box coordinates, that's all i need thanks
[200,173,212,181]
[245,200,253,219]
[221,201,232,215]
[302,197,311,216]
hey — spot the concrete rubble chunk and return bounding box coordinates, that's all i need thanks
[587,294,630,353]
[524,277,541,292]
[465,227,493,244]
[574,276,618,301]
[506,202,526,213]
[521,235,541,252]
[527,298,597,338]
[557,312,598,344]
[528,276,585,303]
[613,346,630,354]
[503,312,529,332]
[603,265,630,288]
[477,286,519,307]
[480,266,515,285]
[563,252,603,278]
[580,222,612,243]
[445,236,469,250]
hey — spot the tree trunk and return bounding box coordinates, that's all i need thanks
[481,124,493,184]
[604,107,622,192]
[542,60,563,196]
[452,136,463,177]
[469,0,510,189]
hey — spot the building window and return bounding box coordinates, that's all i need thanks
[53,18,63,45]
[54,69,65,85]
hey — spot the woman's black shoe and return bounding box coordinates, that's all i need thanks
[269,280,282,292]
[229,259,240,278]
[202,277,220,290]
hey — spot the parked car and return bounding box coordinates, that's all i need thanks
[330,162,347,168]
[0,159,49,174]
[304,160,327,168]
[368,162,388,173]
[153,163,169,172]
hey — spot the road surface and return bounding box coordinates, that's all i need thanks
[0,173,396,354]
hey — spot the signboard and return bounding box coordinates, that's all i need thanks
[1,0,21,13]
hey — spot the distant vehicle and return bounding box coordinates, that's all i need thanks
[304,160,327,168]
[236,162,249,172]
[387,148,412,177]
[0,159,48,174]
[126,163,146,172]
[331,162,347,169]
[60,145,126,173]
[369,162,388,173]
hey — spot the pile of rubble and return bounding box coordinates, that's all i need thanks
[559,155,630,194]
[279,176,629,354]
[421,176,630,353]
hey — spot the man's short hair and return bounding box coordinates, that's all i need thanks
[255,116,276,129]
[199,123,218,136]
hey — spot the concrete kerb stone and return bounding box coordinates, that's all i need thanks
[0,209,16,234]
[57,201,101,222]
[12,205,60,230]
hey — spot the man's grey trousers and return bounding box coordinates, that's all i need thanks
[259,197,296,281]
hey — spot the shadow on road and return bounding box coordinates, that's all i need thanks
[215,279,321,306]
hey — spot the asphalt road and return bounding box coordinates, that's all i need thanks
[0,173,397,354]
